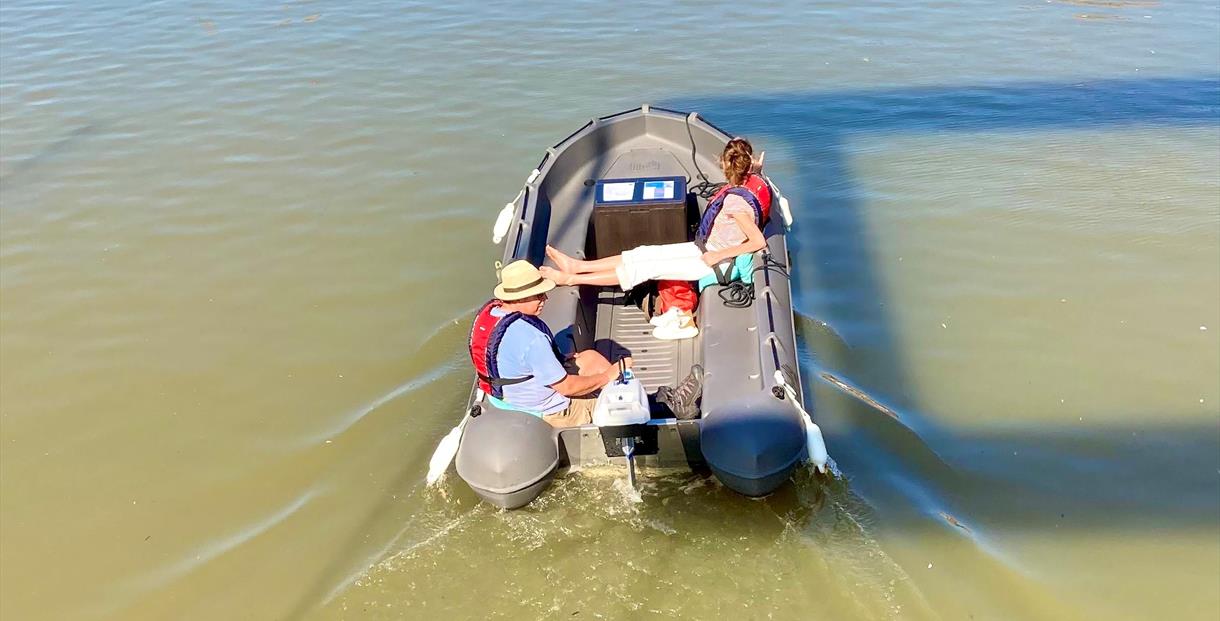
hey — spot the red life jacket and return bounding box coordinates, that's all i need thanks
[468,300,558,399]
[709,173,772,222]
[696,173,773,247]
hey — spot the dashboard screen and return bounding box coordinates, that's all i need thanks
[641,180,675,200]
[601,182,636,202]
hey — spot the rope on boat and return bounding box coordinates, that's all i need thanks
[716,252,791,309]
[685,112,726,199]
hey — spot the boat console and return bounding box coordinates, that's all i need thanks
[588,175,690,258]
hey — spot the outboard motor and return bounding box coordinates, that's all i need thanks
[593,364,652,489]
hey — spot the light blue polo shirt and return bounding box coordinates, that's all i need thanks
[488,308,569,415]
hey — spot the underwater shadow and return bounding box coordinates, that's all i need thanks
[663,74,1220,530]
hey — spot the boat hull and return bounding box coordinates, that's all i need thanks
[455,106,813,506]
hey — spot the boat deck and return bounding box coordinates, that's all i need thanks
[591,289,700,397]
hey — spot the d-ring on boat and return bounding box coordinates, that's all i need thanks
[451,106,828,508]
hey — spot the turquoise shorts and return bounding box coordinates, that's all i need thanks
[697,253,755,292]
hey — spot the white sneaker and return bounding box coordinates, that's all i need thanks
[653,311,698,340]
[649,307,680,327]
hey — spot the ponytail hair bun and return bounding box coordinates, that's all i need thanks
[720,137,754,186]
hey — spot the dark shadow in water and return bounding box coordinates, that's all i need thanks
[668,75,1220,417]
[0,122,104,190]
[663,75,1220,529]
[810,373,1220,532]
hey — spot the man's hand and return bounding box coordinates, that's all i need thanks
[750,151,765,174]
[603,356,632,381]
[702,251,723,267]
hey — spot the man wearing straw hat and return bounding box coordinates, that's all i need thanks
[469,260,631,427]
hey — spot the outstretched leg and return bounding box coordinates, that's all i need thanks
[544,245,579,272]
[540,266,621,287]
[546,245,622,274]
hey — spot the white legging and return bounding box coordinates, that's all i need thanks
[613,242,716,290]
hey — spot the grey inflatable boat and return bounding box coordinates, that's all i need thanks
[456,106,828,509]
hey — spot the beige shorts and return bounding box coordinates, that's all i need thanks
[542,397,597,428]
[614,242,716,290]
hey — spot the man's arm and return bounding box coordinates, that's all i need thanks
[551,355,633,397]
[551,369,614,397]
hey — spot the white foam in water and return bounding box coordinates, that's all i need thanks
[645,519,677,535]
[611,477,643,505]
[820,456,845,479]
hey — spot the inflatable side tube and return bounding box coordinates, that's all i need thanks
[700,392,806,496]
[754,230,804,407]
[698,236,806,496]
[456,406,559,509]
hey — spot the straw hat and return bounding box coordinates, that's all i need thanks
[493,260,556,301]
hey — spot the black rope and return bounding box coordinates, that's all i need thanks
[754,251,789,279]
[685,113,725,200]
[690,179,726,201]
[718,280,754,308]
[714,252,791,309]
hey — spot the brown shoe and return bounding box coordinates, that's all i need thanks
[657,365,704,420]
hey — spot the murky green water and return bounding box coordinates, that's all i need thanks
[2,1,1217,619]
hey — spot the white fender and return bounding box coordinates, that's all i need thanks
[803,417,828,473]
[763,175,794,229]
[491,202,516,244]
[773,370,829,473]
[777,194,794,229]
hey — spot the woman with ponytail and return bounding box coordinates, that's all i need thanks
[540,138,769,298]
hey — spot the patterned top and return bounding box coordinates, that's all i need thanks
[704,194,755,252]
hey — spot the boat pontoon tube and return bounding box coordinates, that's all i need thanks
[455,408,559,509]
[699,392,806,496]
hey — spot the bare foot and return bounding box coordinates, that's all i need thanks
[539,265,574,286]
[545,245,578,273]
